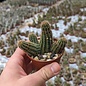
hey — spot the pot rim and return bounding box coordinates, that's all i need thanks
[27,51,64,63]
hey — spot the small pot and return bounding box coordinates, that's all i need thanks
[28,52,63,70]
[28,37,64,70]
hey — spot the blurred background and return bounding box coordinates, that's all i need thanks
[0,0,86,86]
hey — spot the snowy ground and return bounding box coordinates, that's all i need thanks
[0,54,8,74]
[0,6,86,86]
[0,11,86,68]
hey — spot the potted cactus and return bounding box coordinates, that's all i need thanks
[18,20,67,70]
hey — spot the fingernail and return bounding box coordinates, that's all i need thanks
[51,63,60,75]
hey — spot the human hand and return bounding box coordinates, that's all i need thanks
[0,47,61,86]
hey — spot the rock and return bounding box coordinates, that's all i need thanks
[81,73,86,80]
[55,54,58,57]
[47,53,51,56]
[43,55,47,58]
[46,59,52,61]
[40,59,45,61]
[53,56,57,59]
[47,55,50,59]
[34,56,39,60]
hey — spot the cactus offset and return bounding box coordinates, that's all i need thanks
[18,40,40,57]
[29,33,39,44]
[40,20,53,54]
[51,37,67,57]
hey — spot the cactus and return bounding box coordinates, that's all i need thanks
[18,20,67,60]
[40,20,53,54]
[18,40,40,57]
[29,33,39,44]
[51,37,67,58]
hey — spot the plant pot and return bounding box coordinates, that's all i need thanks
[28,37,64,70]
[27,52,63,70]
[18,21,67,70]
[68,57,77,64]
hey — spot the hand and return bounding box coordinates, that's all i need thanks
[0,47,61,86]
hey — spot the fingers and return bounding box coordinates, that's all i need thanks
[25,62,61,85]
[12,47,28,59]
[7,47,31,65]
[35,62,61,82]
[14,47,26,56]
[5,47,31,75]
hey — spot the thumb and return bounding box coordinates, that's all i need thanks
[28,62,61,85]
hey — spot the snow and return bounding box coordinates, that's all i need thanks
[21,9,86,43]
[6,8,10,12]
[42,8,49,12]
[68,15,79,23]
[61,77,65,82]
[19,25,86,43]
[80,8,86,12]
[48,76,56,84]
[24,7,49,25]
[0,7,86,86]
[0,54,8,62]
[0,14,86,46]
[69,81,74,86]
[52,15,86,42]
[52,30,61,38]
[69,64,78,69]
[84,64,86,66]
[57,20,66,29]
[65,35,79,42]
[83,28,86,32]
[20,26,41,35]
[25,18,33,25]
[1,35,7,41]
[79,51,86,58]
[19,35,28,40]
[64,34,86,42]
[52,20,67,38]
[65,47,74,53]
[81,16,86,20]
[0,54,8,68]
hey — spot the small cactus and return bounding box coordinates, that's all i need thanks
[18,40,40,57]
[40,20,53,54]
[29,32,39,44]
[18,20,67,61]
[51,37,67,57]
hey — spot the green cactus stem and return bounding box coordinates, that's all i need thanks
[29,33,39,44]
[40,20,53,54]
[18,20,67,60]
[18,40,40,57]
[51,37,67,58]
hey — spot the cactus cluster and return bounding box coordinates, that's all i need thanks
[18,20,67,60]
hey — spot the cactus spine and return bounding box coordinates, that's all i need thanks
[29,33,39,44]
[18,41,40,57]
[51,37,67,54]
[40,20,53,54]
